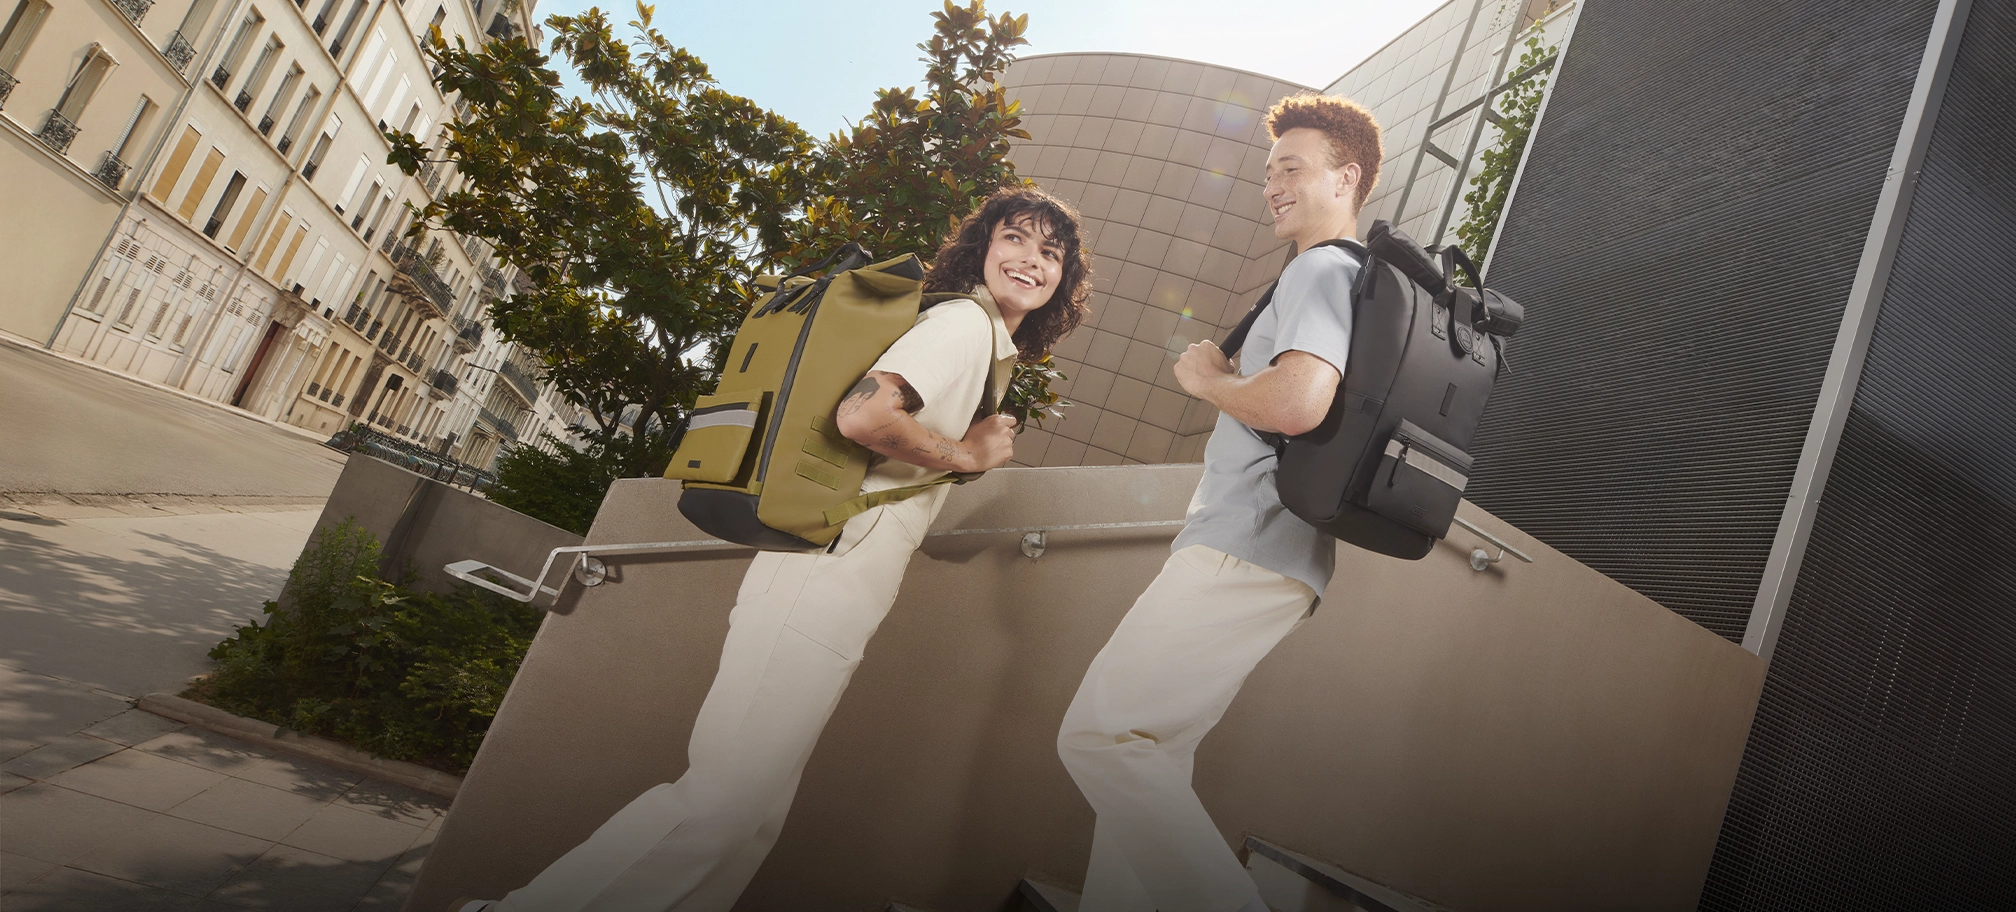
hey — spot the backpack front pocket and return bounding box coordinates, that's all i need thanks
[1362,420,1471,537]
[667,390,768,484]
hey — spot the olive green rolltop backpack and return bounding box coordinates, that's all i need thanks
[665,243,998,551]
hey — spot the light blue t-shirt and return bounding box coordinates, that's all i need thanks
[1171,244,1359,596]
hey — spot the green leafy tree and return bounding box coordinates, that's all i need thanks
[1453,31,1557,265]
[389,4,824,478]
[485,433,631,535]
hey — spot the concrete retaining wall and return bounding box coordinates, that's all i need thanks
[308,454,581,595]
[407,465,1764,912]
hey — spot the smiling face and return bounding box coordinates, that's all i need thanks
[1264,127,1362,250]
[981,213,1065,331]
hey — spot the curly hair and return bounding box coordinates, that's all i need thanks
[1266,93,1384,207]
[923,186,1092,362]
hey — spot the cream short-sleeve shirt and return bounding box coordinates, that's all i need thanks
[859,287,1019,496]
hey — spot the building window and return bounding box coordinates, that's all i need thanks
[277,84,317,155]
[254,208,294,271]
[38,43,115,154]
[162,0,218,73]
[174,145,225,222]
[0,0,50,109]
[308,0,338,35]
[225,185,268,251]
[257,62,300,135]
[327,0,365,59]
[149,124,201,201]
[94,94,156,189]
[234,35,281,113]
[210,9,263,93]
[302,113,339,180]
[333,154,370,214]
[204,172,247,238]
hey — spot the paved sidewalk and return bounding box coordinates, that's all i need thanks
[2,698,443,912]
[0,500,446,910]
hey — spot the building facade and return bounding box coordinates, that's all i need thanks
[3,0,575,470]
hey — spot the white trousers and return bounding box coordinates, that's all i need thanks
[1057,546,1317,912]
[493,497,934,912]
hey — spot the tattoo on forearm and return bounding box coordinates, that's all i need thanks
[934,439,959,462]
[837,377,879,418]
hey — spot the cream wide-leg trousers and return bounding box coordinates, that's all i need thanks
[492,495,937,912]
[1057,545,1318,912]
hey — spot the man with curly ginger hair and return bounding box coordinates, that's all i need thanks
[455,187,1090,912]
[1057,93,1383,912]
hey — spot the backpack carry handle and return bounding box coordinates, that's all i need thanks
[1367,220,1445,295]
[756,243,875,317]
[1439,244,1483,294]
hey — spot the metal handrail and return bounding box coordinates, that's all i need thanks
[450,512,1541,605]
[1451,515,1534,570]
[446,519,1191,605]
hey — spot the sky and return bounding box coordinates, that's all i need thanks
[528,0,1451,137]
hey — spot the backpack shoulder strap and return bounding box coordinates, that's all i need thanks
[1221,238,1366,357]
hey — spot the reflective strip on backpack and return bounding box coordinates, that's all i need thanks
[1385,439,1470,491]
[688,408,758,431]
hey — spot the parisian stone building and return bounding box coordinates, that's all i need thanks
[0,0,579,469]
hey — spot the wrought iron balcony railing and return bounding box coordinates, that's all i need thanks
[234,90,252,112]
[331,392,344,406]
[37,110,80,155]
[162,32,196,73]
[203,216,223,238]
[301,160,319,180]
[392,247,454,316]
[92,152,131,191]
[498,360,537,405]
[429,369,458,397]
[406,353,424,372]
[210,67,230,90]
[312,14,327,34]
[478,406,520,441]
[276,134,293,154]
[365,319,382,341]
[109,0,153,25]
[307,382,322,397]
[452,317,481,352]
[0,69,16,111]
[258,115,274,135]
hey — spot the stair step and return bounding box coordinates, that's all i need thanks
[1016,877,1082,912]
[1244,838,1452,912]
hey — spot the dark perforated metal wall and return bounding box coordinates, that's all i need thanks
[1465,0,1937,641]
[1701,2,2016,905]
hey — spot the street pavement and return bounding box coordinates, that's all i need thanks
[1,340,446,911]
[0,336,345,500]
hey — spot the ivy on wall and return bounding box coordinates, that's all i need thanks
[1454,30,1560,266]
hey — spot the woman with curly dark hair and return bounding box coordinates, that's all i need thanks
[456,185,1090,912]
[923,185,1093,363]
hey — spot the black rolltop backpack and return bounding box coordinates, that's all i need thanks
[1221,219,1524,560]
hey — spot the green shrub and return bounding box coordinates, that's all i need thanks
[202,519,543,771]
[482,433,632,535]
